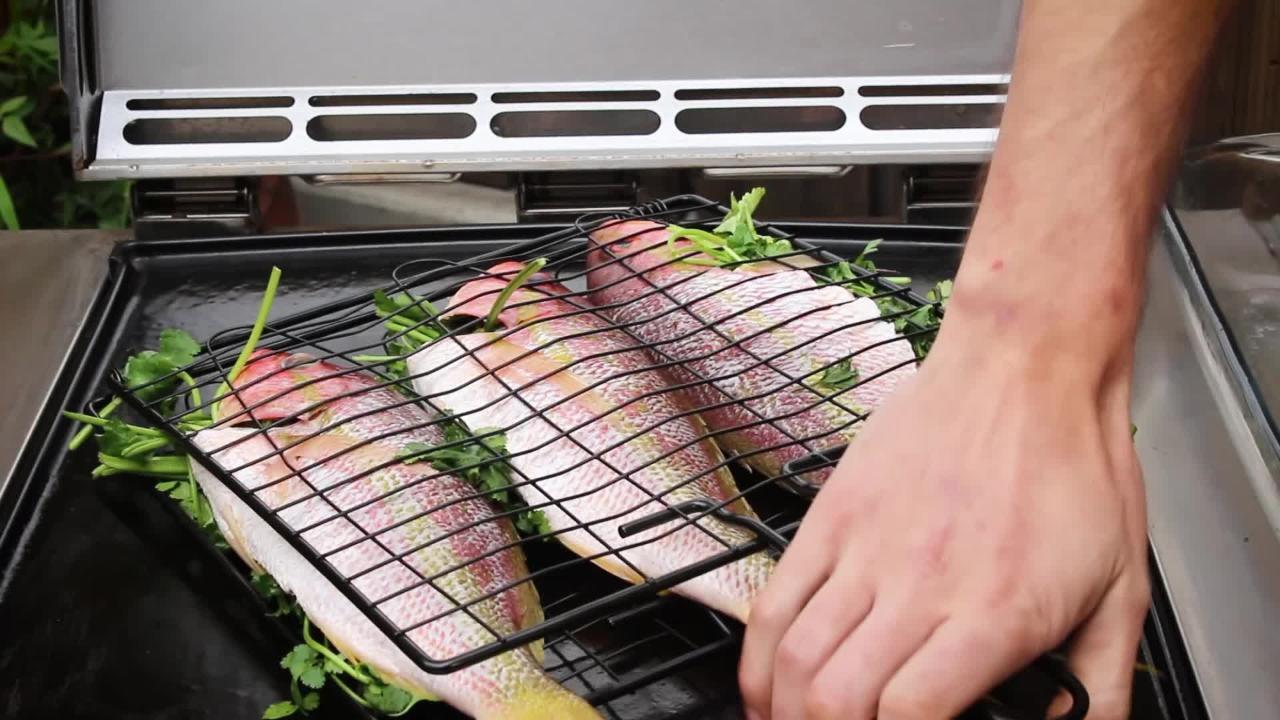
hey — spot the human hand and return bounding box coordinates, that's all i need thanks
[738,321,1151,719]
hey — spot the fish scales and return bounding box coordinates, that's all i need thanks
[194,351,598,719]
[407,264,774,622]
[586,220,917,485]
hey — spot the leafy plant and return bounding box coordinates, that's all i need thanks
[666,187,796,266]
[0,0,131,229]
[400,420,552,537]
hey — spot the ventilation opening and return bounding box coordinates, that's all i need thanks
[860,104,1001,130]
[491,110,660,138]
[123,117,292,145]
[674,86,843,101]
[308,93,477,107]
[492,90,659,104]
[307,113,476,141]
[859,84,1008,98]
[675,106,845,134]
[126,96,294,111]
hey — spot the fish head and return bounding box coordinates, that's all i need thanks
[215,349,375,425]
[443,261,580,330]
[585,219,690,302]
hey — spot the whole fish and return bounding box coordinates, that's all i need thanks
[586,220,917,486]
[406,262,774,623]
[194,350,599,720]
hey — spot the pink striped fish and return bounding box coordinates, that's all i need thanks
[194,351,599,720]
[406,262,774,623]
[586,220,917,486]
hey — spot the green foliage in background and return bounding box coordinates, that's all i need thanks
[0,0,130,230]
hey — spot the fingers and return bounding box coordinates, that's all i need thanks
[739,526,834,718]
[767,567,874,720]
[803,596,943,720]
[1050,578,1150,720]
[875,616,1040,720]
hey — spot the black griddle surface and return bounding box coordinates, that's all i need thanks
[0,223,1202,720]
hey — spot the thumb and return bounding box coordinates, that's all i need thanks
[1048,576,1150,719]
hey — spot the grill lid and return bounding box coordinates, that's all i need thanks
[62,0,1014,180]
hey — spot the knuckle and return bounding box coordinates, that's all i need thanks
[877,687,934,720]
[737,666,767,709]
[776,634,818,671]
[750,593,785,628]
[803,679,846,720]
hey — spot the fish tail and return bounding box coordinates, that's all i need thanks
[485,683,602,720]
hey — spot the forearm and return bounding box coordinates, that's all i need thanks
[948,0,1228,369]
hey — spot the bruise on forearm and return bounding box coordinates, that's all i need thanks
[951,0,1230,359]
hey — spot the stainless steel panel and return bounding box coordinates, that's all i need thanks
[70,1,1015,176]
[1175,135,1280,431]
[1136,213,1280,718]
[0,231,120,486]
[84,78,1005,179]
[92,0,1020,90]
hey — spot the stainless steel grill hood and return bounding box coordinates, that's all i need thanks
[62,0,1014,179]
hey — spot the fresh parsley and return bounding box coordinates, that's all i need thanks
[666,187,796,266]
[816,359,860,393]
[400,420,552,538]
[263,617,427,718]
[363,289,444,378]
[122,327,202,402]
[252,571,299,618]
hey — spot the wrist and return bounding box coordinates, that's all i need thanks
[933,273,1138,388]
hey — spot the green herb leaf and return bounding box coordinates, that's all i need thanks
[853,239,882,270]
[281,644,327,691]
[251,571,298,617]
[0,95,26,115]
[300,692,321,712]
[817,359,860,392]
[122,329,200,403]
[2,114,36,148]
[261,700,298,719]
[0,175,19,231]
[159,328,201,362]
[363,682,417,715]
[667,187,794,267]
[400,423,548,538]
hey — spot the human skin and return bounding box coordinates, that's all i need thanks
[737,1,1230,718]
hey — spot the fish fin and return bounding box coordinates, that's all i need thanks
[554,534,646,586]
[486,684,601,720]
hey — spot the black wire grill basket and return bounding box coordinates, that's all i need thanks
[91,194,1086,719]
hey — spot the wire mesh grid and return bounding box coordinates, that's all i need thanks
[98,194,1083,717]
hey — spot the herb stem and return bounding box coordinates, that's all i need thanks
[121,437,171,458]
[330,675,373,708]
[214,266,282,416]
[69,396,121,449]
[177,371,202,408]
[62,410,167,435]
[484,258,546,332]
[96,453,189,478]
[302,616,373,684]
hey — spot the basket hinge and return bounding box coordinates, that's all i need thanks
[131,177,258,240]
[902,165,981,225]
[516,171,639,222]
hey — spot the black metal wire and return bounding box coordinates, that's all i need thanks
[98,193,1082,719]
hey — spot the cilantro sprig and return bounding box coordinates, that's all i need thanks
[815,359,860,394]
[263,616,427,719]
[666,188,796,266]
[360,284,553,538]
[401,420,551,537]
[822,240,951,359]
